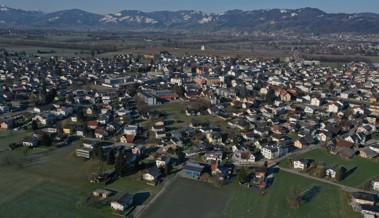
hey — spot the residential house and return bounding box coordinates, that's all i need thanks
[371,178,379,191]
[326,165,337,179]
[359,205,379,217]
[261,146,288,160]
[110,193,134,211]
[233,150,255,164]
[207,132,223,144]
[95,129,109,139]
[76,147,92,158]
[351,192,378,206]
[293,159,310,170]
[22,136,39,147]
[132,145,145,156]
[359,148,378,159]
[156,155,171,168]
[0,120,14,129]
[255,167,268,179]
[120,134,136,143]
[204,151,223,162]
[211,160,230,178]
[336,138,354,149]
[142,167,161,183]
[124,125,138,135]
[310,97,321,106]
[87,121,99,129]
[182,162,204,179]
[82,139,98,149]
[93,189,112,198]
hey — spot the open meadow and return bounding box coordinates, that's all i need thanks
[142,171,359,218]
[286,148,379,188]
[0,133,161,218]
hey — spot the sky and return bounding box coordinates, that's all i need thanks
[1,0,379,14]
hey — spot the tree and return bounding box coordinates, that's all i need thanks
[237,168,248,184]
[135,96,150,115]
[265,89,276,104]
[77,108,85,122]
[114,155,128,177]
[93,144,105,161]
[176,147,185,160]
[31,120,38,130]
[40,133,52,147]
[106,148,115,165]
[287,185,302,208]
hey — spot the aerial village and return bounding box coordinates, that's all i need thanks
[1,52,379,217]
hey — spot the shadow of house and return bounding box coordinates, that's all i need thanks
[133,192,150,205]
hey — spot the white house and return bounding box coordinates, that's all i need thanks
[304,106,315,114]
[110,193,134,211]
[124,125,138,135]
[142,167,161,182]
[372,178,379,191]
[328,104,340,113]
[293,159,309,170]
[204,151,223,162]
[310,97,321,106]
[156,155,170,168]
[233,150,255,164]
[261,146,288,160]
[326,166,337,179]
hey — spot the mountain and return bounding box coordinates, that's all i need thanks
[0,5,378,34]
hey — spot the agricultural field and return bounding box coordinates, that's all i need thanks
[288,148,379,188]
[142,170,358,218]
[0,133,161,218]
[142,177,231,218]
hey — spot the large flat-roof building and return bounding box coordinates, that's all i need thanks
[138,91,157,105]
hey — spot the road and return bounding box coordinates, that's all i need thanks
[277,166,377,195]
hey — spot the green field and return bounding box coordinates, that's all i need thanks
[142,178,231,218]
[290,148,379,188]
[0,130,32,150]
[0,134,162,218]
[224,171,358,218]
[142,171,358,218]
[148,102,236,132]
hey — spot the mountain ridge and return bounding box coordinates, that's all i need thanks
[0,5,378,34]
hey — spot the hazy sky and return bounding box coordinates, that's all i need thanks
[1,0,379,14]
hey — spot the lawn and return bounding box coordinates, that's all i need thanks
[224,170,358,218]
[292,148,379,188]
[142,177,231,218]
[0,130,32,150]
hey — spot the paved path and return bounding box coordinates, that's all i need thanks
[277,166,377,194]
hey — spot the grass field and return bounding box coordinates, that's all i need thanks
[142,178,231,218]
[142,171,358,218]
[0,130,32,150]
[148,102,237,132]
[290,148,379,188]
[224,171,359,218]
[0,134,162,218]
